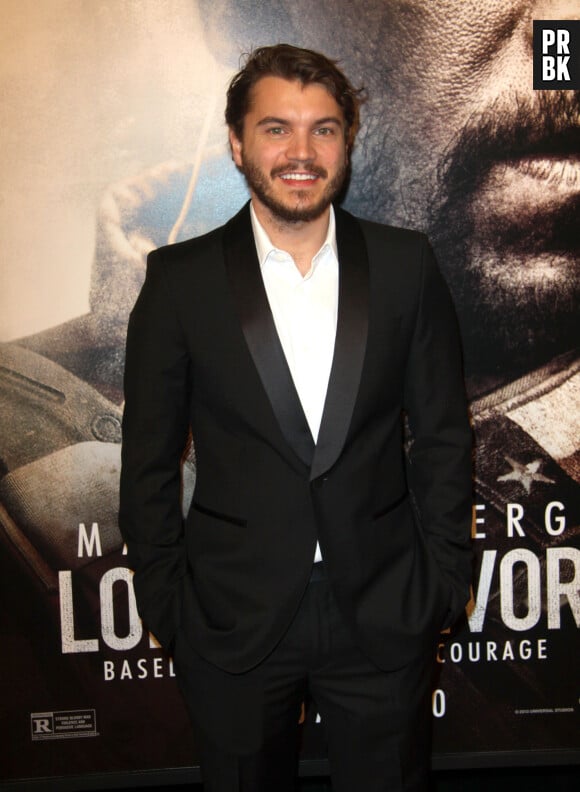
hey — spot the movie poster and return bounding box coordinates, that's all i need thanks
[1,1,578,786]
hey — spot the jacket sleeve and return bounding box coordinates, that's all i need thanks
[403,237,473,628]
[119,248,191,650]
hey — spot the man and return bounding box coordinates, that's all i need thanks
[120,44,472,792]
[200,4,580,754]
[1,2,576,782]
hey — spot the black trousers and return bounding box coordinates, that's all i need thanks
[174,569,435,792]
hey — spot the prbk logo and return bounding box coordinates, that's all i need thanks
[533,20,580,89]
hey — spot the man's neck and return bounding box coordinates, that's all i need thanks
[251,199,331,277]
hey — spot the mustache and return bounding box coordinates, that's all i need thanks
[426,89,580,379]
[435,89,580,194]
[270,163,328,179]
[428,89,580,252]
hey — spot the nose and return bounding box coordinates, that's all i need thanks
[285,130,315,162]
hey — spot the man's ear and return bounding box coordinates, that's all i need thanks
[229,128,243,167]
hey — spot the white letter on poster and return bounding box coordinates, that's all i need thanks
[547,547,580,629]
[100,567,143,651]
[59,570,99,653]
[468,550,497,633]
[500,549,541,631]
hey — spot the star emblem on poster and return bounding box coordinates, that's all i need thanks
[496,456,555,494]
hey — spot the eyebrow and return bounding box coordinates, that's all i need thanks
[256,115,343,127]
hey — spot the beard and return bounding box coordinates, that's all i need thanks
[426,90,580,392]
[240,158,349,224]
[345,88,579,394]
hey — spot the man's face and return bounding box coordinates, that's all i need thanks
[229,76,349,224]
[269,0,579,388]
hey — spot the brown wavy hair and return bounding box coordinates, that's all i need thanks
[225,44,364,151]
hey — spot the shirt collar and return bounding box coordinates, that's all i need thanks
[250,202,338,271]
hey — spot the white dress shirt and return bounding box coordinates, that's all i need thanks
[250,203,339,563]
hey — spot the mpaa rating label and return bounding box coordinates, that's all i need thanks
[31,709,98,741]
[533,20,580,89]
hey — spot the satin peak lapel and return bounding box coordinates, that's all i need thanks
[310,209,369,481]
[223,205,315,468]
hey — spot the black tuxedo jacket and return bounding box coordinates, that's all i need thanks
[120,203,472,673]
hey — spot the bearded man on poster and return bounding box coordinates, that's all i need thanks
[119,44,472,792]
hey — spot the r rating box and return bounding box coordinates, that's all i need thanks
[30,709,98,741]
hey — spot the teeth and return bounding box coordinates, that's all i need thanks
[280,173,317,181]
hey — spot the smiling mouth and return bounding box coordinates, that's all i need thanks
[278,172,320,182]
